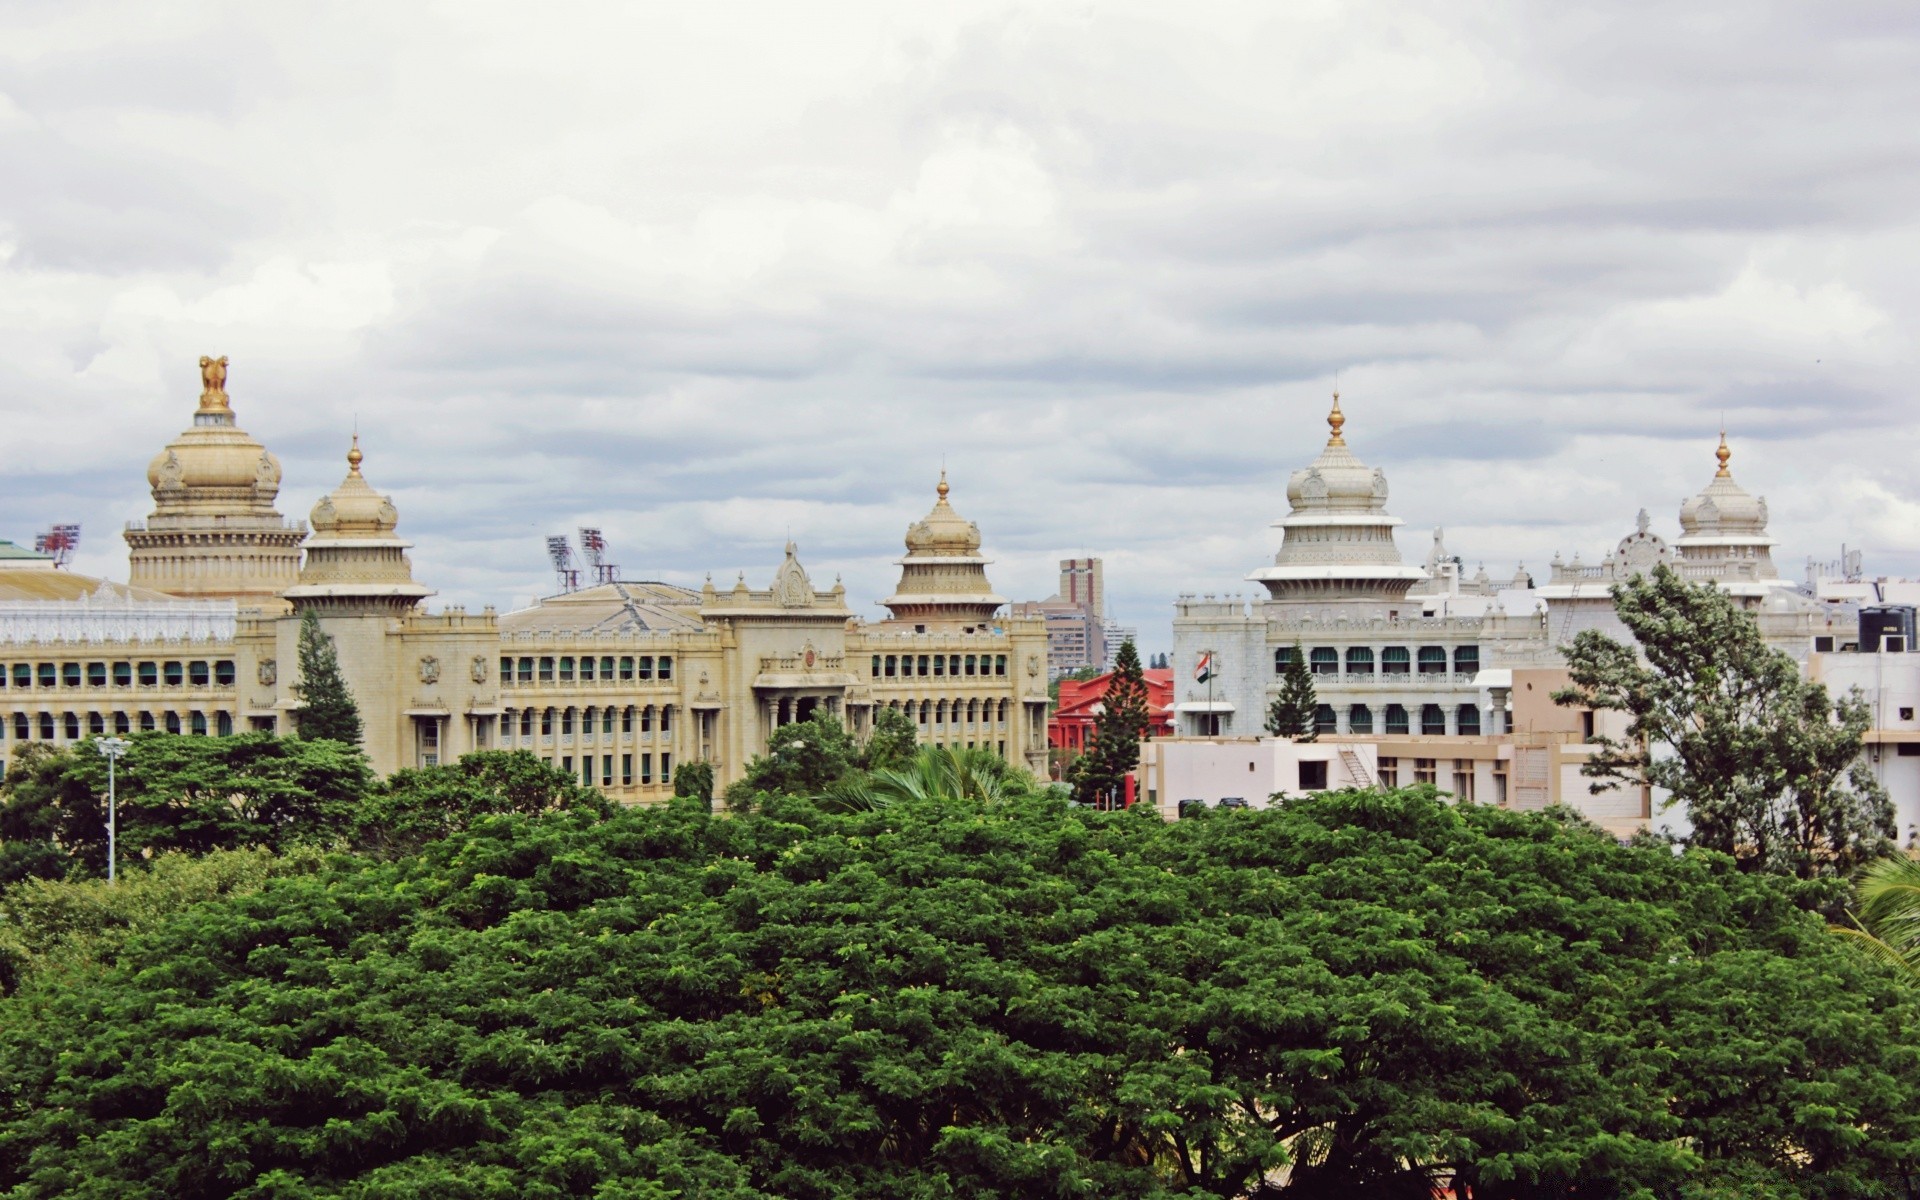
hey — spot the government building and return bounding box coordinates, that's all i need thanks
[1166,393,1871,836]
[0,359,1051,797]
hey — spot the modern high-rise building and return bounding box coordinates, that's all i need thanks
[1012,557,1111,677]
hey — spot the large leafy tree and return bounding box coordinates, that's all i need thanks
[1555,564,1892,880]
[730,712,855,803]
[0,733,370,878]
[826,744,1036,811]
[4,788,1919,1195]
[351,749,612,858]
[858,705,918,773]
[293,607,363,745]
[1265,639,1318,741]
[1075,639,1150,808]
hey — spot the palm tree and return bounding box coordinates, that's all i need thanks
[825,745,1031,812]
[1834,855,1920,981]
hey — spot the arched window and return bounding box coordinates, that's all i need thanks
[660,706,672,734]
[1309,647,1339,675]
[1348,704,1373,734]
[581,706,595,734]
[1384,704,1410,735]
[936,700,947,724]
[164,711,181,734]
[1382,647,1411,675]
[1421,704,1447,735]
[1417,647,1447,675]
[919,700,931,725]
[1315,704,1338,735]
[1346,646,1374,674]
[1274,646,1295,674]
[1454,645,1480,676]
[1456,704,1481,736]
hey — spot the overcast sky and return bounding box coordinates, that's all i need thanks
[4,1,1917,650]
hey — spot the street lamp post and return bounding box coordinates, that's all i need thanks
[96,737,130,884]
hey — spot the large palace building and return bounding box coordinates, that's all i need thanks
[0,360,1051,796]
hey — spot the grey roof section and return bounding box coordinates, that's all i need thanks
[499,581,706,636]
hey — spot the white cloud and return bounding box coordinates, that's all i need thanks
[4,0,1920,648]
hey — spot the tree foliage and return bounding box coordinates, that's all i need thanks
[2,787,1918,1196]
[825,744,1039,812]
[1555,565,1892,880]
[1075,639,1150,808]
[1265,640,1318,741]
[294,608,363,745]
[1835,854,1920,983]
[672,760,716,808]
[857,705,917,774]
[352,750,613,859]
[729,713,855,804]
[0,734,371,880]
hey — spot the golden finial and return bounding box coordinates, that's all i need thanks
[1327,389,1346,446]
[347,433,363,475]
[1715,429,1730,477]
[936,469,950,501]
[196,355,231,412]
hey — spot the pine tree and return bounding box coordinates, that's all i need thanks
[1266,640,1318,741]
[294,609,363,745]
[1074,639,1151,809]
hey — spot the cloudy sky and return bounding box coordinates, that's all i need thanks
[4,1,1917,650]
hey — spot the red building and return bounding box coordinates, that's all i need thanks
[1050,668,1175,754]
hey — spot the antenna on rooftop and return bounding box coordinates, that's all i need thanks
[545,535,580,593]
[578,526,619,584]
[34,523,80,568]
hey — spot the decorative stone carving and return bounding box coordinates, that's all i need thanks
[199,354,228,396]
[156,451,184,491]
[255,451,280,491]
[470,655,488,683]
[773,543,813,608]
[258,659,277,686]
[1027,654,1041,677]
[1301,469,1328,501]
[419,655,441,684]
[1371,468,1388,500]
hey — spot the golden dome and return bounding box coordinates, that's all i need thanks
[310,435,401,536]
[903,470,984,557]
[1284,392,1389,513]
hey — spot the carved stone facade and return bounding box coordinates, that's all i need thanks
[4,359,1048,792]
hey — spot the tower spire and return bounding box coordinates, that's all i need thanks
[1327,390,1346,447]
[347,432,364,476]
[1715,429,1731,477]
[937,468,949,502]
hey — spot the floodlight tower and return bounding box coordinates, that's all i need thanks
[35,523,81,568]
[546,535,580,592]
[578,527,619,584]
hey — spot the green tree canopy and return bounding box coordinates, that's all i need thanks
[857,705,917,773]
[672,760,716,808]
[294,608,363,745]
[351,750,613,859]
[1266,639,1318,741]
[1074,639,1149,808]
[729,712,855,804]
[3,788,1918,1196]
[1555,564,1892,881]
[0,733,371,880]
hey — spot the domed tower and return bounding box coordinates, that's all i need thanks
[878,471,1008,628]
[1675,433,1783,586]
[281,436,432,614]
[1248,393,1427,605]
[124,355,306,608]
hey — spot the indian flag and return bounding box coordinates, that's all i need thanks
[1194,652,1216,684]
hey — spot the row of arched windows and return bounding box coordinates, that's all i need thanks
[5,709,232,740]
[1277,645,1481,676]
[502,704,673,739]
[873,653,1008,679]
[884,697,1010,726]
[4,659,238,689]
[1309,702,1484,736]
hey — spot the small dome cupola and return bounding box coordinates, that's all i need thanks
[880,470,1008,627]
[1672,431,1781,588]
[1249,391,1427,603]
[284,434,431,613]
